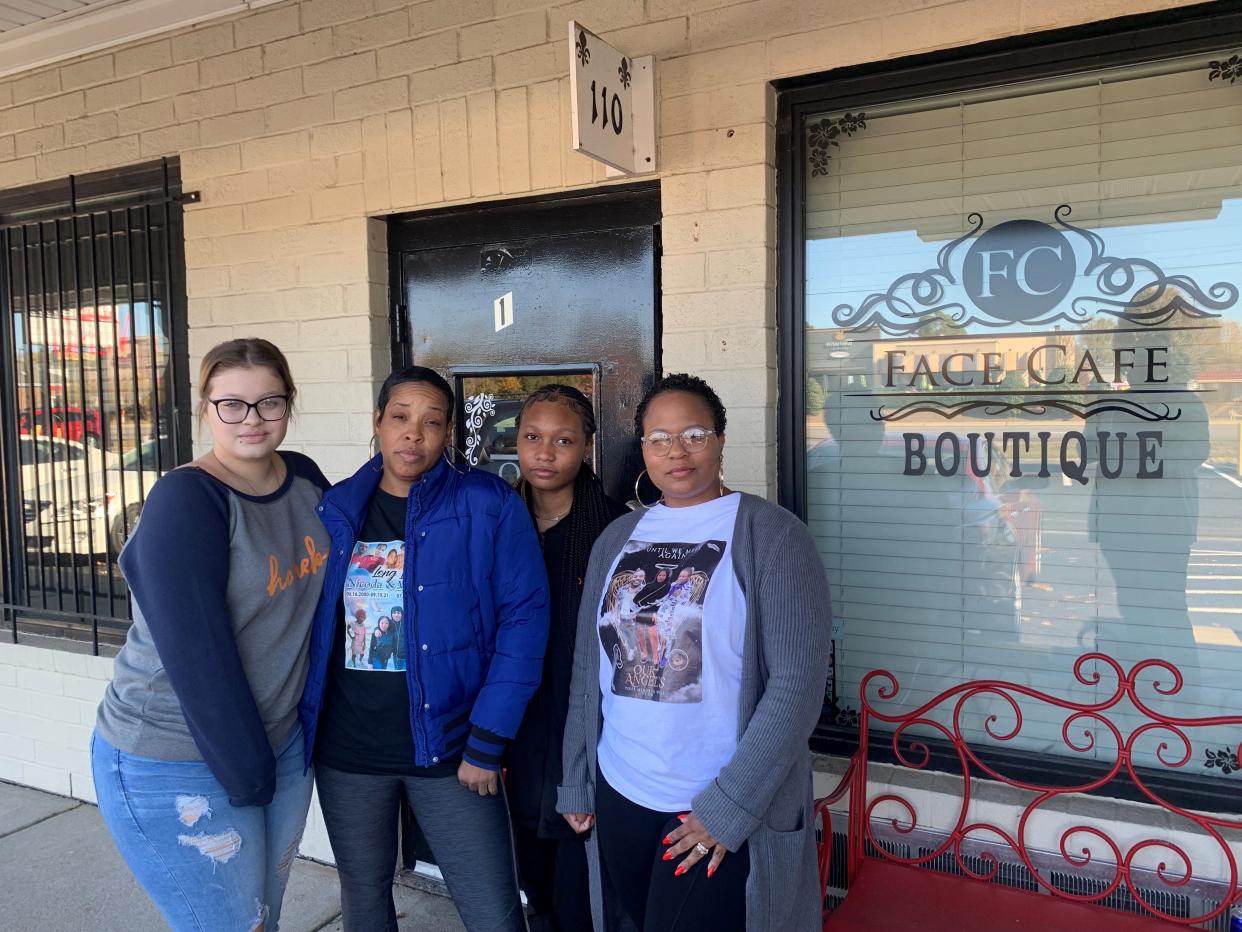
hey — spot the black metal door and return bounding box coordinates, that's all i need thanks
[389,185,660,503]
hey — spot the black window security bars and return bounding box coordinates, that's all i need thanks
[0,159,192,655]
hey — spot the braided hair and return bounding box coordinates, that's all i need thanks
[515,385,614,642]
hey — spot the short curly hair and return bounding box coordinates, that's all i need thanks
[634,373,727,437]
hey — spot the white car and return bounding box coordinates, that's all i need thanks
[22,436,166,560]
[20,435,107,554]
[18,434,96,489]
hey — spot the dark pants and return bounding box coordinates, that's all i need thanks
[512,824,592,932]
[316,763,526,932]
[595,770,749,932]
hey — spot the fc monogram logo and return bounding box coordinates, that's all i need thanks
[831,205,1236,336]
[962,219,1076,321]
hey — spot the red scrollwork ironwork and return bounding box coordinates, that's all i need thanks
[816,653,1242,926]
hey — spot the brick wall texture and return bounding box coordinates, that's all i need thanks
[0,0,1202,494]
[0,0,1210,853]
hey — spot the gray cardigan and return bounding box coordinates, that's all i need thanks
[557,493,832,932]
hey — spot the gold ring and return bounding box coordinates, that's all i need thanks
[694,842,710,857]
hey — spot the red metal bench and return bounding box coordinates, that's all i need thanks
[815,653,1242,930]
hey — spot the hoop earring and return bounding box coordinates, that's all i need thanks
[369,435,382,472]
[442,445,469,472]
[633,469,663,508]
[718,458,726,497]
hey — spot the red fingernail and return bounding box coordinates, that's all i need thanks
[675,865,686,877]
[677,814,688,822]
[707,865,716,878]
[661,835,671,845]
[662,851,672,861]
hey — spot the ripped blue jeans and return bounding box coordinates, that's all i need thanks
[91,727,313,931]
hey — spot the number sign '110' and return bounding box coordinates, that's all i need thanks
[590,80,623,135]
[569,21,654,174]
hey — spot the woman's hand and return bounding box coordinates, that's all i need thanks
[663,812,727,877]
[457,761,499,796]
[563,812,595,834]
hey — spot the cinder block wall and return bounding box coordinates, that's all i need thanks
[0,640,338,860]
[0,0,1200,850]
[0,0,1195,488]
[0,642,104,798]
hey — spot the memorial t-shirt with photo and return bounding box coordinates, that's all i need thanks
[595,492,745,812]
[314,488,456,776]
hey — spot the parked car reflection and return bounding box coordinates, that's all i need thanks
[22,435,168,560]
[19,434,93,493]
[472,399,523,482]
[19,406,104,448]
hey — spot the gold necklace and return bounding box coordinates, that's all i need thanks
[210,450,280,496]
[534,507,569,524]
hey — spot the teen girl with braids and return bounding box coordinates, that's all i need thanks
[507,384,628,932]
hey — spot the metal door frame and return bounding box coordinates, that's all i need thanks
[387,182,662,504]
[387,181,662,371]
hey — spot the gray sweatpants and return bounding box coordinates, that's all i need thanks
[316,763,527,932]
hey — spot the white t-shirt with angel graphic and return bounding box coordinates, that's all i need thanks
[596,492,745,812]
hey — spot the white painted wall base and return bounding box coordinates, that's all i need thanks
[0,641,105,800]
[10,637,1232,885]
[0,640,335,862]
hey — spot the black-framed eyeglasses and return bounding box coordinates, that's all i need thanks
[206,395,289,424]
[639,427,716,456]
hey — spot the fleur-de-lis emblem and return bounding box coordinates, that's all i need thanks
[618,57,631,89]
[1208,53,1242,84]
[576,31,590,66]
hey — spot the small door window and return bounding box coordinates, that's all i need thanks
[457,372,596,485]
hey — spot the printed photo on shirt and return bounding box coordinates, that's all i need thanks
[342,539,407,673]
[598,539,726,703]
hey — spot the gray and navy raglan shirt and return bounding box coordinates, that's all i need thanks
[95,451,330,806]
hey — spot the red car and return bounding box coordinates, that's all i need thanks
[18,407,103,448]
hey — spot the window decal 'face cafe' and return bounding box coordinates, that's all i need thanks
[829,206,1240,485]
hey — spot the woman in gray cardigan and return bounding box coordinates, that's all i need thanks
[558,374,832,932]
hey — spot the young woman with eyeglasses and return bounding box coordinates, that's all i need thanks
[558,373,833,932]
[92,338,331,931]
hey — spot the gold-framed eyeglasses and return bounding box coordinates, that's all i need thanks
[207,395,289,424]
[639,427,716,456]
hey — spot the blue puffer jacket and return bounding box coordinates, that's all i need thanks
[299,454,549,772]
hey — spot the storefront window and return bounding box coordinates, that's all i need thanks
[802,57,1242,775]
[2,163,187,652]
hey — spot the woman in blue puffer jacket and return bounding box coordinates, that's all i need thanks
[300,366,549,932]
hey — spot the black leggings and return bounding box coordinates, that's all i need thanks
[595,769,749,932]
[512,825,592,932]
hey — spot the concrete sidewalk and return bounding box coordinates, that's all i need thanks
[0,780,466,931]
